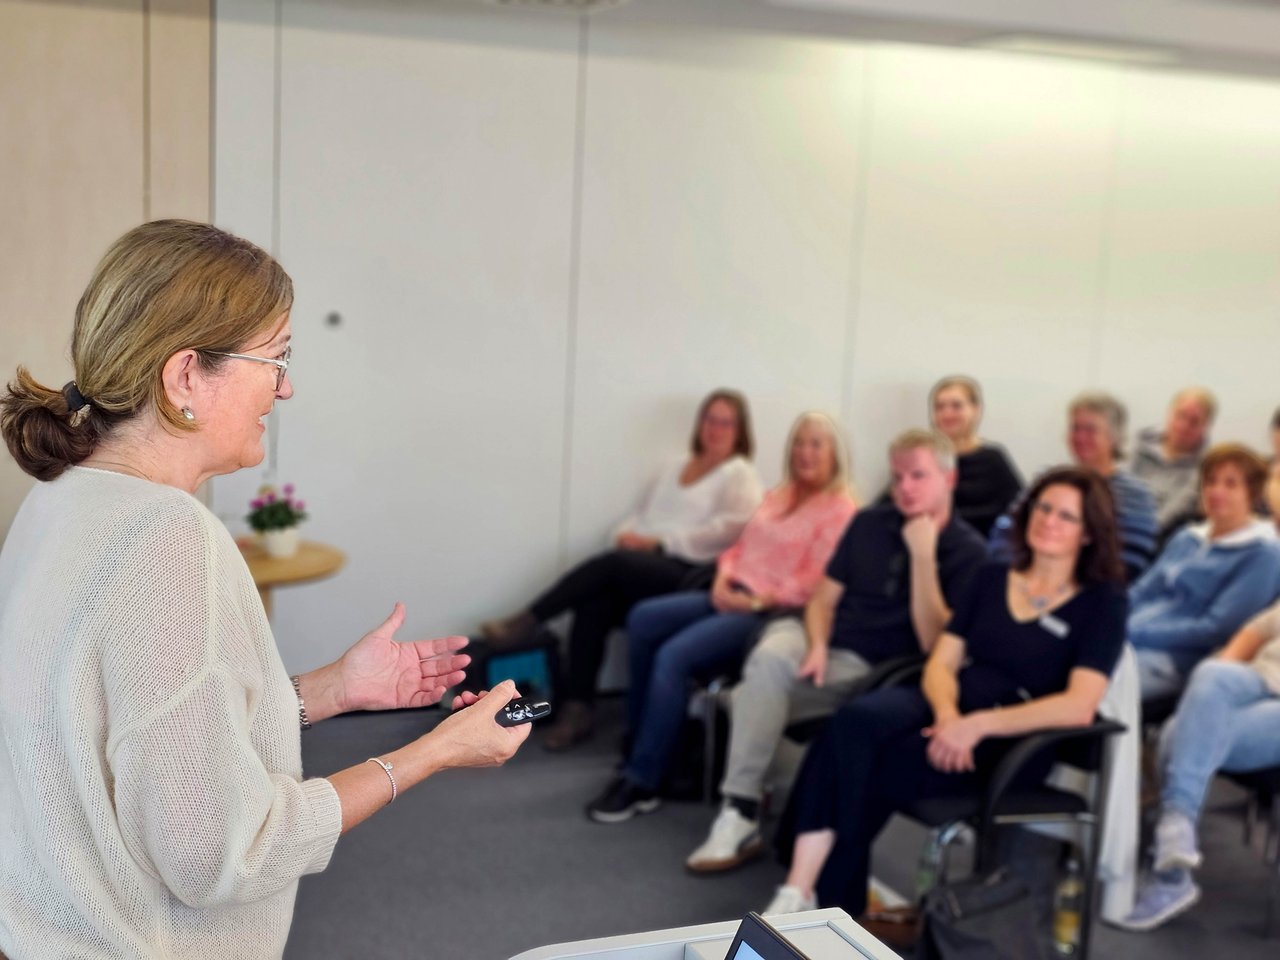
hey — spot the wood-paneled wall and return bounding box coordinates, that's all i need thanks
[0,0,211,540]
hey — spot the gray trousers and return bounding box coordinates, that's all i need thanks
[720,616,871,802]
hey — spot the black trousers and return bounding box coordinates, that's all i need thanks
[779,685,1037,916]
[529,548,695,703]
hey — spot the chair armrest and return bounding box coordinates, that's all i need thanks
[782,655,927,744]
[868,655,925,692]
[978,719,1126,831]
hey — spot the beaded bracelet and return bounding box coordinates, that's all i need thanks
[289,675,312,730]
[365,757,397,804]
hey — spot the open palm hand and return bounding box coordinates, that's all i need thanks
[338,602,471,712]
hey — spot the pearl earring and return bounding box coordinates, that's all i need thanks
[181,406,195,421]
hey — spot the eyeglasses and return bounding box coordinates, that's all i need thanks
[1031,500,1083,526]
[211,345,291,391]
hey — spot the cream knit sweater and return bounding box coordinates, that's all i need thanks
[0,467,343,959]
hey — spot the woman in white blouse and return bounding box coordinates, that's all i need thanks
[0,221,528,960]
[482,389,763,750]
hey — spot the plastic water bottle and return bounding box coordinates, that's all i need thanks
[915,829,946,900]
[1052,856,1083,955]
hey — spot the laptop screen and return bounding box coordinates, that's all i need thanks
[724,913,811,960]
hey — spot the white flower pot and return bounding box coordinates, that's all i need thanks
[263,527,301,559]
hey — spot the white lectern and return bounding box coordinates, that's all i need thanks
[508,908,902,960]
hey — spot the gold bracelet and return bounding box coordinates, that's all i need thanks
[365,757,397,804]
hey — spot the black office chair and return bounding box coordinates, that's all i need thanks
[1222,765,1280,937]
[901,719,1125,960]
[780,653,927,745]
[1139,691,1181,728]
[785,661,1124,960]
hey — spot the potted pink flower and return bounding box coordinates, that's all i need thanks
[247,483,308,558]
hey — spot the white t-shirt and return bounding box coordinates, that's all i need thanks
[614,455,763,563]
[0,467,342,959]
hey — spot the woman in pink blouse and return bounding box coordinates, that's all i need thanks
[586,412,858,823]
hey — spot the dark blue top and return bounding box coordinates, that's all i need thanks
[954,443,1023,537]
[825,502,987,662]
[945,562,1128,712]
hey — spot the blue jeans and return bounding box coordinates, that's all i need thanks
[623,591,762,792]
[1159,659,1280,821]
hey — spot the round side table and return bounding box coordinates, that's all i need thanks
[237,538,345,620]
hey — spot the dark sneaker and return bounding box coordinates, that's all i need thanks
[586,776,661,824]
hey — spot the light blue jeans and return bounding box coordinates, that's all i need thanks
[1158,659,1280,821]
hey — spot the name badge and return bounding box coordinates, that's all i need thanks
[1039,614,1070,639]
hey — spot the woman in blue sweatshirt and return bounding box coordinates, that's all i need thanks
[1129,443,1280,702]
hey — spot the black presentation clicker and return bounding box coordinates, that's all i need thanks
[497,697,552,727]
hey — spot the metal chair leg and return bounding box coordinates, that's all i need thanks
[1267,795,1280,938]
[702,677,727,805]
[935,821,969,887]
[1244,792,1259,847]
[1268,793,1280,864]
[915,821,969,901]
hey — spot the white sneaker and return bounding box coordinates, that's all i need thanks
[763,884,817,916]
[686,805,763,873]
[1154,811,1203,872]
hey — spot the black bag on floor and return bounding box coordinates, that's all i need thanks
[918,867,1049,960]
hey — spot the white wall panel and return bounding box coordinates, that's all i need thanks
[848,46,1121,492]
[255,2,579,669]
[212,0,277,250]
[208,3,1280,671]
[1097,71,1280,453]
[570,24,866,552]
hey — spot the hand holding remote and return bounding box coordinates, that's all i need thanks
[496,697,552,727]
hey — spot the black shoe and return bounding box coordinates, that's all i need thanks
[586,776,661,824]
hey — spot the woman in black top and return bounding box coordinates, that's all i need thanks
[765,466,1128,917]
[930,375,1023,536]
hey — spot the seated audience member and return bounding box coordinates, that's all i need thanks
[586,412,857,823]
[767,466,1127,917]
[1131,387,1216,543]
[1117,597,1280,931]
[1129,444,1280,702]
[928,375,1023,536]
[481,389,763,750]
[991,391,1158,582]
[684,429,987,872]
[1266,406,1280,524]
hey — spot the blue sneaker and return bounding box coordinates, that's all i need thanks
[1112,873,1201,932]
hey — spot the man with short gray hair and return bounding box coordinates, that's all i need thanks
[1132,387,1217,541]
[684,430,986,874]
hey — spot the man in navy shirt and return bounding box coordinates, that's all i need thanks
[685,429,988,873]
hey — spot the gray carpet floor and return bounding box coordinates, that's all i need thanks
[285,700,1279,960]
